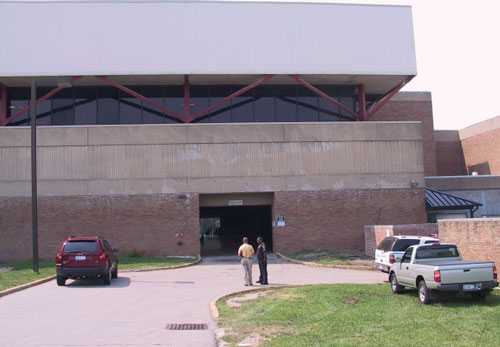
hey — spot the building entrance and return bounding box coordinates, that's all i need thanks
[200,205,272,256]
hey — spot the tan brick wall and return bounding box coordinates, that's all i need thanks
[364,223,438,257]
[461,127,500,175]
[272,189,427,254]
[372,97,437,177]
[438,218,500,267]
[0,194,200,262]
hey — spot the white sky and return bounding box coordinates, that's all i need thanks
[251,0,500,130]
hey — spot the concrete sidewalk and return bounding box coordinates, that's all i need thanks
[0,256,385,347]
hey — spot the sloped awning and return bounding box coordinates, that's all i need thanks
[425,188,482,211]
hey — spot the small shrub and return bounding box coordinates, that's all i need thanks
[127,249,145,258]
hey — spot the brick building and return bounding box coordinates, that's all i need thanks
[430,114,500,218]
[0,1,432,260]
[434,115,500,176]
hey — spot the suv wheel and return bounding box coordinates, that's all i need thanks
[111,266,118,279]
[56,276,66,286]
[418,280,432,305]
[103,267,112,286]
[390,273,404,294]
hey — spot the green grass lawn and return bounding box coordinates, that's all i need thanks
[0,261,54,292]
[286,251,373,268]
[217,284,500,347]
[0,256,198,292]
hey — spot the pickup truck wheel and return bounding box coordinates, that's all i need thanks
[472,291,488,300]
[56,276,66,286]
[418,280,432,305]
[390,273,404,294]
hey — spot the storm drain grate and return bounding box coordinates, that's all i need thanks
[166,323,208,330]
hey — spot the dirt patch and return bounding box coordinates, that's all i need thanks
[273,290,304,301]
[225,325,292,347]
[236,333,263,347]
[227,290,272,309]
[343,297,360,305]
[0,267,13,273]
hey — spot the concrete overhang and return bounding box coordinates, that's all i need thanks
[0,1,417,95]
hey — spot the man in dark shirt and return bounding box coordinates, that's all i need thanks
[256,236,268,285]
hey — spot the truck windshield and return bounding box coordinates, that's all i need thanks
[64,241,99,253]
[415,246,459,259]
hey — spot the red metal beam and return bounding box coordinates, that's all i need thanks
[97,76,185,123]
[366,76,414,118]
[0,84,7,126]
[4,76,83,125]
[188,75,274,122]
[183,75,191,119]
[290,75,358,120]
[357,84,367,121]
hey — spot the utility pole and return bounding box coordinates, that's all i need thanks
[30,79,39,274]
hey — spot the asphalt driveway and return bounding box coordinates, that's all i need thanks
[0,256,385,347]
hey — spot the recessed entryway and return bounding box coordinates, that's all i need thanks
[199,193,273,256]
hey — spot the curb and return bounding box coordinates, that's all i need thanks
[0,275,56,299]
[121,256,202,273]
[276,252,375,271]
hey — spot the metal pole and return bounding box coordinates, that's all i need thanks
[183,74,191,121]
[357,84,367,121]
[30,79,39,274]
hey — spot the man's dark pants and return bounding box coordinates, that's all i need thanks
[258,259,268,284]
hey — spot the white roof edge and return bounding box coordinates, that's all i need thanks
[1,0,412,8]
[0,71,417,78]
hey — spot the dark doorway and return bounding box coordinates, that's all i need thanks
[200,206,272,256]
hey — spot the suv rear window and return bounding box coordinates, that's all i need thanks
[392,239,420,252]
[63,241,99,253]
[377,237,396,252]
[416,246,459,259]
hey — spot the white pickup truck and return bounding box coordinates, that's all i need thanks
[389,243,498,304]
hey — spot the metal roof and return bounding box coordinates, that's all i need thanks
[425,188,482,211]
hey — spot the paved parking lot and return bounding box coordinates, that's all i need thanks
[0,256,385,347]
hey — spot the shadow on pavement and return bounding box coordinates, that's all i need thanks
[65,276,131,288]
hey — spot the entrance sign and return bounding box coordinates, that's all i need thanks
[276,215,286,227]
[228,200,244,206]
